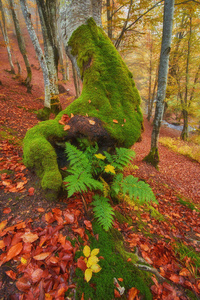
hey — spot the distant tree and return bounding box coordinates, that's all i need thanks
[0,0,15,74]
[144,0,175,168]
[8,0,32,92]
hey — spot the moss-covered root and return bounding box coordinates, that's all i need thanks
[143,147,159,169]
[37,96,62,121]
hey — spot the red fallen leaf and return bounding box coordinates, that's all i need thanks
[140,243,150,251]
[99,256,105,260]
[31,268,43,283]
[33,252,51,261]
[72,228,85,238]
[162,282,174,292]
[6,270,17,280]
[114,289,121,298]
[3,207,11,214]
[22,232,39,243]
[55,215,64,225]
[16,182,25,190]
[49,256,59,264]
[11,232,24,246]
[64,212,75,224]
[128,287,139,300]
[16,276,31,292]
[169,274,180,283]
[113,119,118,124]
[63,240,73,252]
[127,258,132,262]
[77,258,87,271]
[5,242,23,263]
[52,208,62,216]
[118,278,123,282]
[62,253,73,261]
[84,220,92,230]
[22,242,32,254]
[81,293,84,300]
[15,221,26,230]
[59,114,71,125]
[28,187,34,196]
[37,207,45,213]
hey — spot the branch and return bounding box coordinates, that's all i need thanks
[175,0,200,4]
[111,4,125,18]
[134,264,166,282]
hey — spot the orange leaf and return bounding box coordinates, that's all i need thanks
[6,270,17,280]
[77,258,87,271]
[5,242,23,262]
[64,212,75,224]
[0,240,5,249]
[81,293,84,300]
[141,251,153,264]
[113,119,118,123]
[140,244,150,251]
[169,274,180,283]
[52,208,62,216]
[72,228,85,238]
[179,268,191,277]
[37,208,45,213]
[28,187,34,196]
[16,276,31,292]
[45,212,55,224]
[89,120,95,125]
[49,256,59,264]
[64,125,71,131]
[118,278,123,282]
[22,232,38,243]
[114,289,121,298]
[0,220,7,231]
[127,258,132,262]
[128,287,139,300]
[33,252,51,261]
[3,207,11,214]
[84,220,92,230]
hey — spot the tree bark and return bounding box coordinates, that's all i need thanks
[144,0,175,168]
[106,0,112,40]
[0,0,15,74]
[9,0,32,92]
[20,0,51,108]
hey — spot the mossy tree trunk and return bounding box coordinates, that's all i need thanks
[23,1,143,196]
[144,0,174,168]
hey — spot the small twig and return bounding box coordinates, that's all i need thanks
[134,263,165,283]
[81,194,88,217]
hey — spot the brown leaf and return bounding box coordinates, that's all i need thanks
[37,208,45,213]
[16,277,31,292]
[140,243,150,251]
[33,252,51,261]
[72,228,85,238]
[128,287,139,300]
[141,251,153,264]
[45,212,55,224]
[3,207,11,214]
[169,274,180,283]
[0,240,5,249]
[77,258,87,271]
[22,232,39,243]
[179,268,191,277]
[5,242,23,263]
[114,289,121,298]
[64,212,75,224]
[113,119,118,123]
[52,208,62,216]
[84,220,92,230]
[0,220,7,231]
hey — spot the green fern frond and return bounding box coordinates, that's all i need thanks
[92,195,115,231]
[112,148,136,170]
[64,172,103,197]
[65,142,89,170]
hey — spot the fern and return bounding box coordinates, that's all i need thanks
[65,143,90,171]
[92,195,115,231]
[111,174,157,204]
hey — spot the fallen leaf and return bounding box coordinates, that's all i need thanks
[16,277,31,292]
[37,208,45,213]
[45,212,55,224]
[128,287,139,300]
[77,258,87,271]
[88,100,91,103]
[6,270,17,280]
[0,240,5,249]
[140,243,150,251]
[64,125,71,131]
[28,187,34,196]
[31,268,43,283]
[22,232,38,243]
[5,242,23,263]
[118,278,123,282]
[0,220,7,231]
[89,120,95,125]
[73,228,85,238]
[85,268,92,282]
[84,220,92,230]
[169,274,180,283]
[3,207,11,214]
[64,212,75,224]
[179,268,191,277]
[113,119,118,123]
[33,252,51,261]
[114,289,121,298]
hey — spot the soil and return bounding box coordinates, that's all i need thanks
[0,30,200,300]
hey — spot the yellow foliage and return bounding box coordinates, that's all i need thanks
[104,164,116,174]
[95,153,106,160]
[83,245,102,282]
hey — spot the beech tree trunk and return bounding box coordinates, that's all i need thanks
[9,0,32,92]
[0,0,15,74]
[144,0,174,168]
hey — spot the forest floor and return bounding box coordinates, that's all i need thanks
[0,33,200,300]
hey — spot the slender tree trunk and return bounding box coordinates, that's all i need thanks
[147,35,153,121]
[9,0,32,92]
[20,0,51,108]
[144,0,175,168]
[181,16,192,141]
[106,0,112,40]
[0,0,15,74]
[72,64,81,98]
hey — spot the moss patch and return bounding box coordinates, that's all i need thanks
[143,147,159,169]
[23,18,143,193]
[74,222,152,300]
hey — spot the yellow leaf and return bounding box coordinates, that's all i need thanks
[104,164,115,174]
[95,154,106,160]
[90,264,101,273]
[85,268,93,282]
[21,257,28,265]
[91,248,100,256]
[83,245,91,258]
[87,255,99,268]
[0,220,7,231]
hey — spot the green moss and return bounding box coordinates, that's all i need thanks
[174,242,200,271]
[0,129,22,146]
[115,210,132,225]
[143,147,159,169]
[23,18,143,193]
[75,222,152,300]
[177,196,199,212]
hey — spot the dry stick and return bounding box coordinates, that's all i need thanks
[80,194,88,217]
